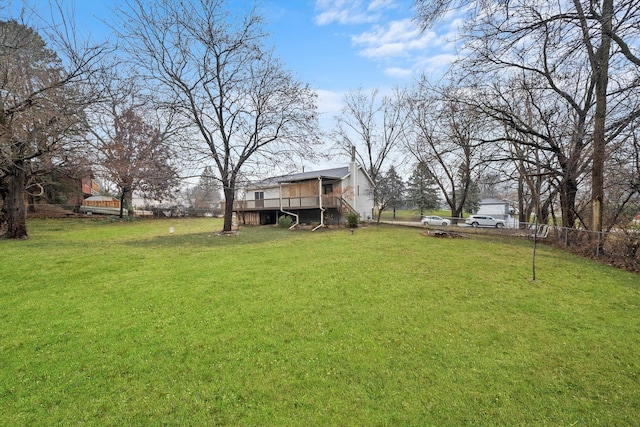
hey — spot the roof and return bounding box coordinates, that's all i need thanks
[84,195,119,202]
[479,198,509,205]
[247,166,350,188]
[280,167,349,182]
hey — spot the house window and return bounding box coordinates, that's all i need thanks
[255,191,264,208]
[322,184,333,194]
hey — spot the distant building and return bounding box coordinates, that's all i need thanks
[78,195,121,215]
[81,176,100,197]
[476,198,518,227]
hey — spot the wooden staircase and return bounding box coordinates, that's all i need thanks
[338,197,358,217]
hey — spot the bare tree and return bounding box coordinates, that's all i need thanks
[406,83,489,221]
[91,108,179,217]
[85,69,182,217]
[477,73,595,229]
[0,11,106,239]
[505,126,556,227]
[413,0,640,233]
[603,116,640,227]
[115,0,320,232]
[331,87,407,203]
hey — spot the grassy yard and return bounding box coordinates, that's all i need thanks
[1,218,639,425]
[378,209,454,222]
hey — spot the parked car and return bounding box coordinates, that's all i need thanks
[421,215,451,226]
[465,215,505,228]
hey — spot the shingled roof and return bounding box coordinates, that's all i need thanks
[247,167,350,188]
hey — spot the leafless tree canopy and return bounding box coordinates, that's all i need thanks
[405,82,490,219]
[0,9,106,239]
[413,0,640,231]
[83,67,183,218]
[330,87,407,208]
[114,0,320,231]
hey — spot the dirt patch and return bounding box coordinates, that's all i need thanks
[212,230,240,236]
[423,229,467,239]
[26,204,79,218]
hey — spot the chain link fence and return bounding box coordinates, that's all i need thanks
[459,222,640,274]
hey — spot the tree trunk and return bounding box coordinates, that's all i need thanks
[517,176,527,228]
[559,177,578,230]
[2,162,28,239]
[119,189,126,218]
[222,186,235,232]
[125,191,134,217]
[28,193,36,213]
[116,187,135,218]
[451,207,464,225]
[540,197,552,225]
[591,0,613,233]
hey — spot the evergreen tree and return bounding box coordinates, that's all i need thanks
[377,166,405,220]
[190,166,221,215]
[406,162,440,215]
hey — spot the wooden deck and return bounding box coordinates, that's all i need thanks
[234,195,341,211]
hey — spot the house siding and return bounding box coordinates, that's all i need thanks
[477,198,518,228]
[346,162,375,221]
[234,164,375,226]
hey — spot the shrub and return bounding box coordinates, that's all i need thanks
[346,212,359,228]
[278,215,293,228]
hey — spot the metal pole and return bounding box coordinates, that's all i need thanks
[532,224,537,281]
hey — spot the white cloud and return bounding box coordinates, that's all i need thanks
[312,0,464,83]
[315,89,344,115]
[368,0,398,13]
[314,0,397,25]
[384,67,413,79]
[315,9,373,26]
[351,19,439,59]
[415,53,459,77]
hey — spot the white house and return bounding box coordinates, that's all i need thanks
[476,198,519,227]
[234,160,375,230]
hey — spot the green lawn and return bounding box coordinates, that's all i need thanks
[1,218,639,425]
[379,209,454,221]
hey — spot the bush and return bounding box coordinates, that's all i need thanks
[278,215,293,228]
[346,212,359,229]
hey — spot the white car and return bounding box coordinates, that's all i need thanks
[465,215,505,228]
[421,215,451,226]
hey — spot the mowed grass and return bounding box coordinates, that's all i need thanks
[379,209,453,221]
[1,218,639,426]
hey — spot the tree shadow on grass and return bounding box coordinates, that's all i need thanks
[124,226,294,249]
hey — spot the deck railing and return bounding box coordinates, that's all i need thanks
[235,195,342,211]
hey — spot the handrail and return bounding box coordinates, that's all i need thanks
[338,197,357,215]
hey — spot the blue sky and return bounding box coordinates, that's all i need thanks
[5,0,461,171]
[51,0,460,118]
[261,0,460,115]
[262,1,458,87]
